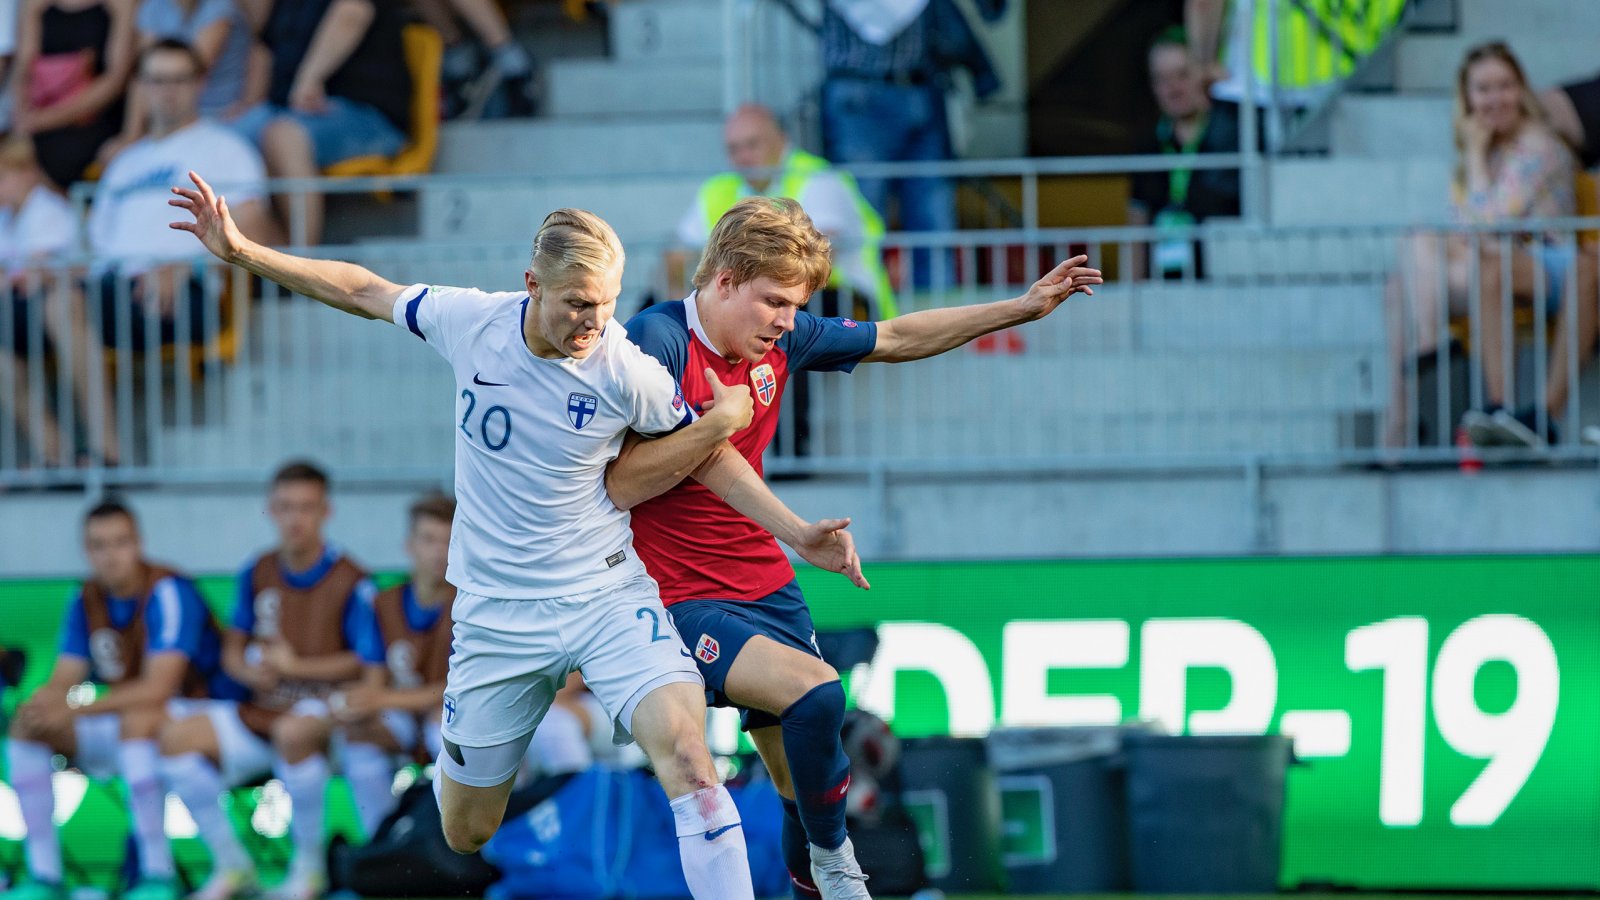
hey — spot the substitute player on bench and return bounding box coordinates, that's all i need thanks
[6,500,243,900]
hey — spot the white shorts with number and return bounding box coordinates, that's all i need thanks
[440,575,701,785]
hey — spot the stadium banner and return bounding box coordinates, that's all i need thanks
[2,556,1597,889]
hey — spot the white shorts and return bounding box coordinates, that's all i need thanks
[72,698,201,779]
[184,699,278,786]
[440,576,701,785]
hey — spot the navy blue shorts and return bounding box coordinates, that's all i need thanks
[666,580,821,731]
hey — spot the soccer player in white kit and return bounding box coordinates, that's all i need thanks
[170,172,867,900]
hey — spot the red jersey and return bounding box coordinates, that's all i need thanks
[625,293,877,604]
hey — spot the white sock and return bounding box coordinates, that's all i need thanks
[160,752,251,874]
[275,756,329,882]
[119,740,175,880]
[341,743,397,839]
[668,785,754,900]
[6,739,61,884]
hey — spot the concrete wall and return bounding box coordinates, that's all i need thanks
[4,465,1596,578]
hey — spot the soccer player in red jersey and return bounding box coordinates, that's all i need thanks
[610,197,1101,898]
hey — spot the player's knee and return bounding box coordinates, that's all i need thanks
[271,715,326,762]
[441,811,497,855]
[664,729,717,789]
[120,706,163,740]
[780,679,846,734]
[156,721,187,756]
[8,713,38,741]
[772,655,842,711]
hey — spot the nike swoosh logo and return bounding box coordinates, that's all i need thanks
[704,824,737,841]
[680,649,692,658]
[473,373,509,386]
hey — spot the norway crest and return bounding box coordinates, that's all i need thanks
[695,634,721,664]
[750,364,776,406]
[568,392,598,429]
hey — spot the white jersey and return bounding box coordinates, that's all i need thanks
[392,284,694,600]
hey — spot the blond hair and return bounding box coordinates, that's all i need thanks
[530,208,624,287]
[1451,41,1553,195]
[692,197,831,295]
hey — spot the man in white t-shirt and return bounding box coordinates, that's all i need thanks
[86,38,276,356]
[171,170,868,900]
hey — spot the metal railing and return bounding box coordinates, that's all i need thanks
[4,215,1598,490]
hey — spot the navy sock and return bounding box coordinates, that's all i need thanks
[780,680,850,851]
[781,798,821,899]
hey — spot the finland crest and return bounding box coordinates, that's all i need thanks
[568,392,598,429]
[750,364,776,406]
[695,633,721,664]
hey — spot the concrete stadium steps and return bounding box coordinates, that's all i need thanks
[415,174,705,246]
[436,117,725,178]
[153,303,451,474]
[545,59,725,117]
[1329,94,1453,159]
[1394,33,1598,93]
[815,284,1385,458]
[1268,157,1451,226]
[142,282,1387,470]
[609,0,727,62]
[543,56,816,119]
[814,349,1377,459]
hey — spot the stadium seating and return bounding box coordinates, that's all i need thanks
[322,25,445,179]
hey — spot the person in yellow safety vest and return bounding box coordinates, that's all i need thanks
[1185,0,1407,105]
[671,104,898,320]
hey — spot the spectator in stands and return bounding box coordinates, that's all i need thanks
[85,39,271,346]
[6,499,242,900]
[159,460,378,900]
[96,0,266,164]
[1129,26,1243,279]
[1382,41,1581,450]
[0,136,76,465]
[232,0,411,244]
[10,0,137,189]
[819,0,1003,289]
[673,103,895,320]
[410,0,535,118]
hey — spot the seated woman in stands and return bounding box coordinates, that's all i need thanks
[1383,40,1591,451]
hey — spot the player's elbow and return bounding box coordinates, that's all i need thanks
[605,471,643,511]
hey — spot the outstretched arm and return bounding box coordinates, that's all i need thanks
[691,443,869,589]
[862,255,1102,363]
[606,369,869,588]
[170,170,406,320]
